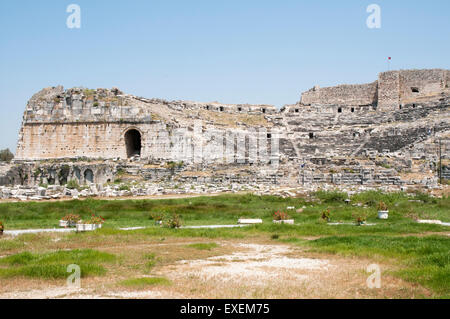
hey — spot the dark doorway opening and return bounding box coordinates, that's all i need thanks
[84,169,94,184]
[125,129,142,158]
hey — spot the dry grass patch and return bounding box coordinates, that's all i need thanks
[119,277,172,289]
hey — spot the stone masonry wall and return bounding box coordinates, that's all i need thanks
[300,82,377,106]
[398,69,447,103]
[377,71,400,111]
[7,68,449,190]
[16,122,153,160]
[300,69,448,111]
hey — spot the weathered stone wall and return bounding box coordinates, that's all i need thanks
[299,69,448,112]
[376,71,400,111]
[16,122,153,160]
[300,82,377,106]
[398,69,447,103]
[0,162,115,187]
[7,68,449,190]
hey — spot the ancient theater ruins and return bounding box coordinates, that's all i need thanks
[1,69,449,199]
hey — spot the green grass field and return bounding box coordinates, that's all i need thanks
[0,191,449,298]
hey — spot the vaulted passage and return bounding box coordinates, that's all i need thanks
[125,129,142,158]
[84,169,94,184]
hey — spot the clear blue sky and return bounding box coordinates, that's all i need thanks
[1,0,449,152]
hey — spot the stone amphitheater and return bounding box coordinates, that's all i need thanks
[1,68,449,200]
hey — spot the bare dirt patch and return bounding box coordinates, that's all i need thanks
[0,237,432,299]
[157,241,431,299]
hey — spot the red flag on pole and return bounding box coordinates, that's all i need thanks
[388,57,391,60]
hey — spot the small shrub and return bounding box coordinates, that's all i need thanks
[413,191,437,204]
[315,190,348,203]
[0,148,14,163]
[377,201,388,211]
[144,253,157,269]
[61,214,81,223]
[150,212,164,222]
[271,234,280,240]
[273,211,290,221]
[119,185,130,191]
[66,180,80,190]
[165,214,182,229]
[80,215,105,225]
[83,89,96,96]
[321,209,331,222]
[353,213,367,226]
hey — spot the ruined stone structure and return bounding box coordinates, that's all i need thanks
[1,68,449,195]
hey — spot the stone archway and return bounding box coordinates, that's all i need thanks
[73,167,81,181]
[84,169,94,184]
[125,129,142,158]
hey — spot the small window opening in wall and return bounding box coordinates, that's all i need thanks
[262,108,266,113]
[399,105,402,110]
[412,104,416,108]
[351,107,355,113]
[338,107,342,113]
[237,107,242,112]
[411,87,419,93]
[309,133,314,139]
[295,109,299,113]
[206,105,210,110]
[219,106,224,112]
[267,133,272,139]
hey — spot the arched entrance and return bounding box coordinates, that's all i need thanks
[125,129,142,158]
[84,169,94,184]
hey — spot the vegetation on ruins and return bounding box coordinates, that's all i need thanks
[0,148,14,163]
[66,179,80,190]
[83,88,96,96]
[119,184,130,191]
